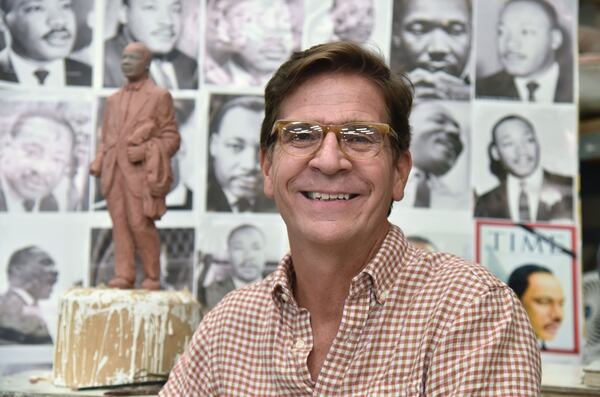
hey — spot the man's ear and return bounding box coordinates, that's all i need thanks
[209,133,218,158]
[551,28,563,51]
[260,148,274,198]
[489,144,500,161]
[392,150,412,201]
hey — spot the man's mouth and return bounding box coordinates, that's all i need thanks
[44,29,72,46]
[152,29,175,39]
[303,192,356,201]
[502,52,526,62]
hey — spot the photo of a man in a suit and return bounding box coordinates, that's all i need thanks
[0,0,92,86]
[206,95,276,213]
[103,0,198,89]
[0,245,58,345]
[474,114,573,222]
[476,0,573,103]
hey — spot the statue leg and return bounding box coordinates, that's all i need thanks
[106,170,136,288]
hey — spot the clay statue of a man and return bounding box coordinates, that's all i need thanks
[90,42,180,290]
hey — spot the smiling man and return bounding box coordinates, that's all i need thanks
[103,0,198,89]
[476,0,573,103]
[161,42,540,396]
[0,0,91,86]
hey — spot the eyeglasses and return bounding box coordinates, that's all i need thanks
[271,120,397,160]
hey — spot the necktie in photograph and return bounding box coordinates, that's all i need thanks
[414,172,431,208]
[34,69,49,85]
[236,198,251,212]
[518,181,530,222]
[526,81,539,102]
[23,199,35,212]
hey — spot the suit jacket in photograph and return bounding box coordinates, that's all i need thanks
[103,31,198,89]
[475,67,573,103]
[0,187,59,212]
[0,48,91,86]
[474,170,574,222]
[205,171,277,213]
[0,289,52,345]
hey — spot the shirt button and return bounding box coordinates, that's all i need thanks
[281,293,289,303]
[295,339,306,349]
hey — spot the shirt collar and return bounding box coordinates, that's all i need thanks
[11,287,36,306]
[514,62,559,104]
[123,75,148,91]
[270,224,409,306]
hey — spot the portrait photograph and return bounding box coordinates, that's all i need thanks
[302,0,392,56]
[89,227,195,291]
[0,218,86,373]
[0,0,94,88]
[476,220,579,356]
[0,98,93,213]
[195,215,288,311]
[472,102,577,223]
[103,0,200,89]
[204,0,303,87]
[390,0,473,101]
[205,93,277,214]
[474,0,577,103]
[397,100,471,211]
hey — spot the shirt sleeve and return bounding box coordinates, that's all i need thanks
[159,315,219,396]
[426,286,541,396]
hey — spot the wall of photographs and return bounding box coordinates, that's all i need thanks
[0,0,582,373]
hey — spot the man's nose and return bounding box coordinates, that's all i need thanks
[427,29,451,58]
[47,6,68,28]
[308,132,352,175]
[239,146,260,171]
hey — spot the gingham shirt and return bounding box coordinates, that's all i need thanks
[161,225,541,396]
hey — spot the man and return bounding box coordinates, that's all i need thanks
[103,0,198,89]
[206,95,276,213]
[204,0,295,86]
[0,246,58,344]
[476,0,573,103]
[202,224,266,309]
[508,264,564,349]
[90,42,180,290]
[475,114,573,222]
[403,101,467,209]
[329,0,374,43]
[0,0,91,86]
[391,0,471,100]
[0,111,76,212]
[161,42,540,395]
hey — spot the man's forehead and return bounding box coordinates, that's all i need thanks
[403,0,469,21]
[501,1,552,26]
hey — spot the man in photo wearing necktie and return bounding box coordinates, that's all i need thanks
[206,95,276,213]
[89,42,180,290]
[0,0,92,87]
[403,101,468,209]
[474,114,573,222]
[0,111,80,212]
[103,0,198,89]
[476,0,573,103]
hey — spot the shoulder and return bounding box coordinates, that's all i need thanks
[65,58,91,73]
[171,49,197,67]
[476,70,514,96]
[543,170,573,186]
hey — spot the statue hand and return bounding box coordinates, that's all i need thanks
[127,144,146,163]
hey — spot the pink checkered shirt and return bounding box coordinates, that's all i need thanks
[161,224,541,396]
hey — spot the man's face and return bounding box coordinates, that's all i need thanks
[396,0,470,76]
[226,0,295,75]
[521,272,564,341]
[492,117,540,178]
[210,104,263,201]
[410,103,463,176]
[121,46,148,80]
[124,0,182,55]
[261,72,411,247]
[497,0,561,78]
[3,0,76,62]
[1,116,73,201]
[228,227,266,283]
[331,0,374,43]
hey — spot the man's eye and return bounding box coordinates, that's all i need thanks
[23,5,45,13]
[447,23,466,36]
[225,143,244,153]
[405,22,428,35]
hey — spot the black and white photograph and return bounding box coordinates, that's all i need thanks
[0,99,93,212]
[473,103,577,223]
[399,100,471,210]
[476,220,579,356]
[204,0,302,87]
[206,94,277,213]
[89,227,195,291]
[0,0,94,88]
[103,0,199,89]
[302,0,391,53]
[0,218,85,373]
[390,0,472,101]
[475,0,576,103]
[195,217,287,311]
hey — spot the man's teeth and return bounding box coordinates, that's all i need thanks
[307,192,351,200]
